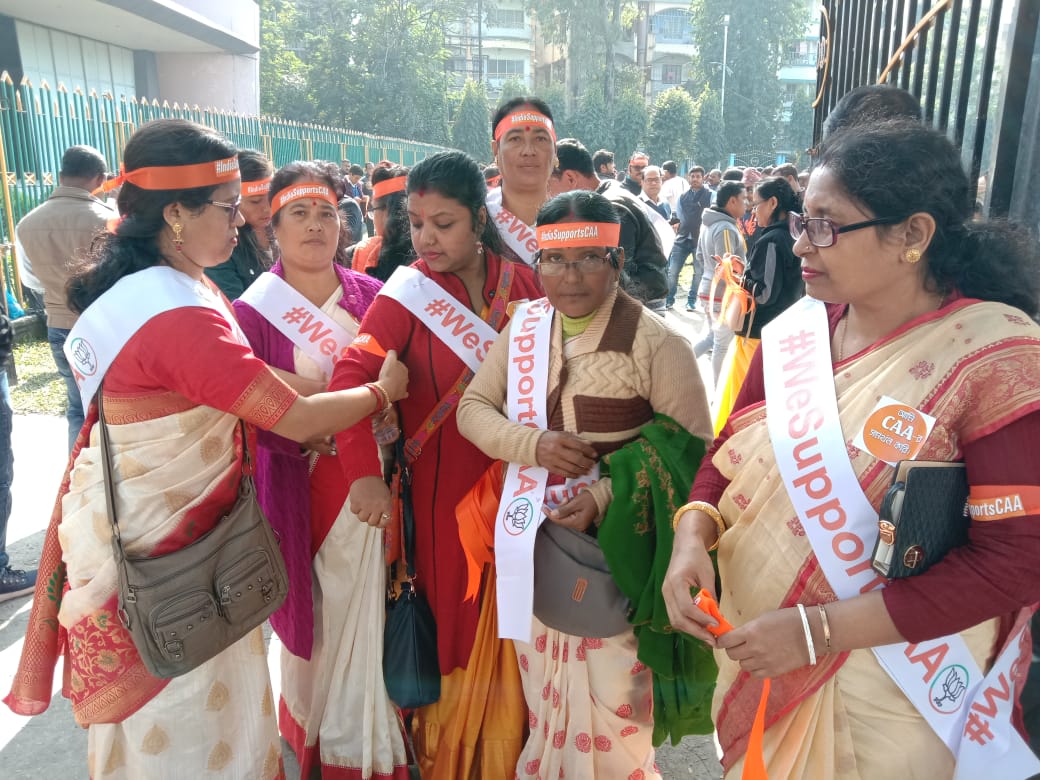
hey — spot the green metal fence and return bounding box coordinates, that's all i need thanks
[0,73,446,304]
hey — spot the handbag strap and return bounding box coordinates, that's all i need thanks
[393,435,418,580]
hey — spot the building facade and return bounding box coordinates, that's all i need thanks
[446,0,535,100]
[0,0,260,112]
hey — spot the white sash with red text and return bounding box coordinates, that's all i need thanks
[486,186,538,266]
[238,271,354,379]
[377,265,497,373]
[64,266,245,404]
[493,298,601,641]
[762,296,1039,777]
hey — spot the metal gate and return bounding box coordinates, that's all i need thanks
[813,0,1039,224]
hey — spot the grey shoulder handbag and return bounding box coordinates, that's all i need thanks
[532,521,631,638]
[99,390,289,679]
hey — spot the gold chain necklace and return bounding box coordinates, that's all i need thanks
[837,315,849,361]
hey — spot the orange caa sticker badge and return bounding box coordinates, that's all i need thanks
[853,396,936,465]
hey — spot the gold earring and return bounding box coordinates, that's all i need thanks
[476,242,484,256]
[173,223,184,251]
[903,248,922,264]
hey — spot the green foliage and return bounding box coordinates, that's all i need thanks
[571,87,611,152]
[692,86,726,169]
[259,0,466,145]
[646,88,696,166]
[611,90,649,165]
[539,83,572,139]
[783,88,815,161]
[452,80,493,163]
[688,0,806,155]
[496,77,528,105]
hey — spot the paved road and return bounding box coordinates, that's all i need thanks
[0,305,724,779]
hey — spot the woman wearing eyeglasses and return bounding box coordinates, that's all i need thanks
[205,149,275,299]
[457,191,714,779]
[713,175,803,434]
[4,120,409,779]
[346,164,414,280]
[663,119,1040,779]
[232,160,410,779]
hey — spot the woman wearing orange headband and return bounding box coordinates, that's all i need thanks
[346,165,414,280]
[487,96,558,266]
[457,190,713,779]
[205,149,275,299]
[3,119,408,780]
[233,159,410,779]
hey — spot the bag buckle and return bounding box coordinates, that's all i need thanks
[118,607,131,629]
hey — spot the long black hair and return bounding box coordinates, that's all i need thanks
[816,119,1039,316]
[68,119,237,313]
[406,150,502,254]
[754,176,799,226]
[369,165,414,281]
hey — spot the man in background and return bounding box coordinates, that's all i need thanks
[622,152,648,196]
[15,144,114,452]
[593,149,616,181]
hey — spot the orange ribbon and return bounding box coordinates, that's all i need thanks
[371,176,408,200]
[711,252,754,323]
[270,182,338,215]
[536,221,621,250]
[456,462,505,601]
[693,589,769,780]
[494,110,556,142]
[242,177,272,196]
[98,156,240,195]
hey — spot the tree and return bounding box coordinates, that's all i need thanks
[782,88,815,162]
[570,87,611,153]
[611,90,648,165]
[646,88,696,165]
[692,86,726,169]
[452,79,492,162]
[496,77,527,105]
[539,83,572,140]
[259,0,316,121]
[688,0,805,154]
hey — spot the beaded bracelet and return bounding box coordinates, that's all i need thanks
[797,603,817,666]
[671,500,726,551]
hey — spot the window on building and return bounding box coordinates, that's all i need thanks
[651,9,693,44]
[486,58,525,79]
[485,9,525,29]
[661,63,683,84]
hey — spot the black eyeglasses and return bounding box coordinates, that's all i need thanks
[536,253,612,276]
[788,211,903,248]
[207,198,242,224]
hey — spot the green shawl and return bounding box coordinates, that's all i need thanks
[600,413,716,746]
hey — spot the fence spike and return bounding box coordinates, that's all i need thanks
[57,82,68,93]
[39,79,51,90]
[0,72,12,85]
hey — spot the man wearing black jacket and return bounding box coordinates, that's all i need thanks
[666,167,712,311]
[549,139,668,313]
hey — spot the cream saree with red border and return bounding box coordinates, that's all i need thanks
[712,300,1040,779]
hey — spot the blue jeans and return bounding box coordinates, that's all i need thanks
[666,238,699,308]
[49,327,83,453]
[0,370,13,569]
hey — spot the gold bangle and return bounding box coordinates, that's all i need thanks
[818,603,832,651]
[365,382,391,414]
[672,500,726,551]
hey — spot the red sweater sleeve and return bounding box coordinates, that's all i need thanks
[883,410,1040,642]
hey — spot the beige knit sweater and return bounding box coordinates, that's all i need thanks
[457,289,712,515]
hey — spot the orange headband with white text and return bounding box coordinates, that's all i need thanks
[536,222,620,249]
[271,183,339,214]
[242,177,272,196]
[494,110,556,142]
[99,156,240,194]
[372,176,407,200]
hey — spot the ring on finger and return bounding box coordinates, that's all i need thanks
[379,512,391,521]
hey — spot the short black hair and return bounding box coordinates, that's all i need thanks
[491,97,554,137]
[661,160,678,174]
[61,145,107,179]
[348,164,364,176]
[592,149,614,173]
[773,163,798,180]
[555,138,595,178]
[716,181,746,209]
[721,167,743,181]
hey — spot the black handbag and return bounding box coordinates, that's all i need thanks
[383,438,441,708]
[100,391,289,678]
[532,521,632,638]
[871,461,970,578]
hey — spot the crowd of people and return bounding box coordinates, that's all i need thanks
[0,83,1038,780]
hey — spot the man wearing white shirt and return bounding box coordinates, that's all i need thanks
[659,160,689,213]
